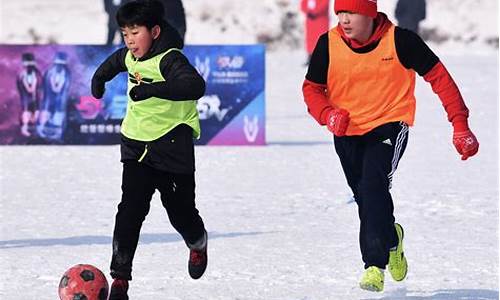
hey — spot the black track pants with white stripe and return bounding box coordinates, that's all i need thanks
[334,121,409,269]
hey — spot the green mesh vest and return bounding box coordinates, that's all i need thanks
[121,48,200,141]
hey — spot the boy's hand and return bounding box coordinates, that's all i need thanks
[452,120,479,160]
[453,129,479,160]
[91,76,105,99]
[129,84,153,101]
[326,108,350,136]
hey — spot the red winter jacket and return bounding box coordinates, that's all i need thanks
[301,0,330,55]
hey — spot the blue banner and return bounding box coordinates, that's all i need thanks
[0,45,265,145]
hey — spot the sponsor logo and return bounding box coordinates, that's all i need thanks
[382,138,392,146]
[217,55,245,69]
[195,56,210,82]
[76,96,102,120]
[243,115,259,142]
[196,56,248,84]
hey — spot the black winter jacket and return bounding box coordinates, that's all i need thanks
[395,0,426,32]
[161,0,186,41]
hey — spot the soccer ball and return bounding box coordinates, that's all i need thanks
[58,264,109,300]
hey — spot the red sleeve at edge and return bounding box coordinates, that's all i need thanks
[423,61,470,130]
[302,79,331,125]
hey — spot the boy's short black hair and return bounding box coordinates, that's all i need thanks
[116,0,165,29]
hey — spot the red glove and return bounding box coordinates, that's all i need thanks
[325,108,350,136]
[453,130,479,160]
[452,122,479,160]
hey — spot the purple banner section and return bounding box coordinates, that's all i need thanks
[207,92,265,145]
[0,45,265,145]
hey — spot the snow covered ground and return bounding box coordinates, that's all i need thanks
[0,0,499,299]
[1,50,498,299]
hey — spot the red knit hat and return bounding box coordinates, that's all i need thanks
[334,0,377,18]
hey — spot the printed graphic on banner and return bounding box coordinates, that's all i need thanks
[0,45,265,145]
[207,92,265,145]
[185,45,265,145]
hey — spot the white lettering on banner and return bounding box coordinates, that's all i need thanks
[81,124,88,133]
[89,124,97,133]
[211,70,249,84]
[212,71,248,77]
[97,124,105,133]
[217,56,245,69]
[79,124,121,134]
[243,115,259,143]
[197,95,230,121]
[195,56,210,82]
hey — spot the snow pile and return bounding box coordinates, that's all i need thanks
[0,51,498,300]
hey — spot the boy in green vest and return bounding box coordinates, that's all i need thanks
[91,1,207,298]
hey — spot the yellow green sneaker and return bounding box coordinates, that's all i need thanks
[388,223,408,281]
[359,266,384,292]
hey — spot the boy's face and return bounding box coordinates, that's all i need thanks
[337,11,374,43]
[121,25,161,59]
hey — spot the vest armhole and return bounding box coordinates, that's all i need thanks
[157,48,183,78]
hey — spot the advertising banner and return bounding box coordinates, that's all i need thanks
[0,45,265,145]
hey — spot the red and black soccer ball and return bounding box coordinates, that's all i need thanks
[58,264,109,300]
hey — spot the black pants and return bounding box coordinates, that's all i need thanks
[334,122,409,269]
[110,161,205,280]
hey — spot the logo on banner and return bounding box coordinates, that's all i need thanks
[195,56,210,82]
[76,96,103,120]
[197,95,230,121]
[217,56,245,69]
[108,95,128,119]
[243,115,259,143]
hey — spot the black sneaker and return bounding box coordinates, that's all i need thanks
[188,232,208,279]
[108,279,129,300]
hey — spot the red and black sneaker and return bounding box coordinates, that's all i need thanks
[188,231,208,279]
[108,279,129,300]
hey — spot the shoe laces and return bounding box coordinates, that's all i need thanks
[365,267,384,281]
[390,247,404,266]
[190,248,206,265]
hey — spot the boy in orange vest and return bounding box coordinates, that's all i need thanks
[302,0,479,292]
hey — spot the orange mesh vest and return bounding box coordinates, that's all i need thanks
[327,25,416,136]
